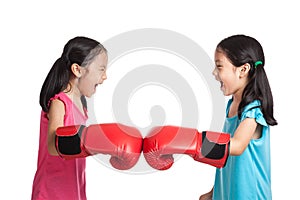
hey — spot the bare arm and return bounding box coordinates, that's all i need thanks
[198,120,259,199]
[230,118,261,156]
[199,187,213,200]
[47,99,65,156]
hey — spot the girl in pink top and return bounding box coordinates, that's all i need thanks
[32,36,108,200]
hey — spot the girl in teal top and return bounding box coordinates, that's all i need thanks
[200,35,277,200]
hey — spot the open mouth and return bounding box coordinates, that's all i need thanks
[94,84,99,91]
[220,81,224,91]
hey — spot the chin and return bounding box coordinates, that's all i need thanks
[222,91,230,96]
[83,92,93,98]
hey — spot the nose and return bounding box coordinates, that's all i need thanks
[212,67,217,77]
[102,71,107,81]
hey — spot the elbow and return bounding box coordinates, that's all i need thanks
[229,139,246,156]
[48,148,58,156]
[230,148,244,156]
[47,141,59,156]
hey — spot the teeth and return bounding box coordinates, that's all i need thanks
[220,82,224,91]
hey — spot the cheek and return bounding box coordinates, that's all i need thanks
[84,72,98,83]
[79,75,94,91]
[220,70,235,81]
[218,71,227,82]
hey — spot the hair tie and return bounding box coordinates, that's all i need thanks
[254,61,263,68]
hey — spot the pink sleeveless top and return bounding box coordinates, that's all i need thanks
[32,92,88,200]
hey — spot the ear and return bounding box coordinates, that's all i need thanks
[70,63,82,78]
[238,63,251,78]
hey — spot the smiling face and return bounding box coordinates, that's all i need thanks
[212,49,248,97]
[78,51,108,97]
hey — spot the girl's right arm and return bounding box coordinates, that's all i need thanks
[47,99,65,156]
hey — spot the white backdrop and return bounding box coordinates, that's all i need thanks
[0,0,299,199]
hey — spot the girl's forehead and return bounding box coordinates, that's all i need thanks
[214,51,227,62]
[90,52,108,66]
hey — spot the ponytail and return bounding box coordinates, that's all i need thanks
[238,63,277,126]
[39,57,70,112]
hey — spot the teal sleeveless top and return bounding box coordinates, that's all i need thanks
[213,99,272,200]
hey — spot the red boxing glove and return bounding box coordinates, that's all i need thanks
[143,126,230,170]
[55,123,143,170]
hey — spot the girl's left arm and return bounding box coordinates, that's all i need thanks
[230,118,261,156]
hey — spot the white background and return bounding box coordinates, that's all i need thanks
[1,0,299,199]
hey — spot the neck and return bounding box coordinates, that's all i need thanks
[232,82,248,104]
[232,92,242,104]
[64,81,81,99]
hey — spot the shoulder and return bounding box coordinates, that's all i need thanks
[241,100,268,127]
[48,99,65,118]
[48,93,67,118]
[48,92,70,105]
[47,92,71,111]
[50,99,65,109]
[243,100,261,111]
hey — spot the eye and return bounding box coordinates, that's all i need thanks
[99,67,106,72]
[215,64,222,70]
